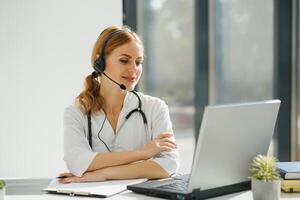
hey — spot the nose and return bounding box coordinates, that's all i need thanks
[128,62,138,73]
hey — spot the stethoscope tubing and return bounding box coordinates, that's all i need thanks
[88,91,148,151]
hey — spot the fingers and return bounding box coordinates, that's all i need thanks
[58,172,74,178]
[141,132,177,159]
[155,132,173,139]
[158,141,177,151]
[57,172,76,184]
[154,133,177,152]
[159,137,176,146]
[58,176,83,184]
[58,171,106,184]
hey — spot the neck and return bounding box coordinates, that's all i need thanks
[100,80,127,114]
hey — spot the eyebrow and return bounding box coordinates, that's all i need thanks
[119,54,143,59]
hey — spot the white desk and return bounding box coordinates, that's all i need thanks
[3,178,300,200]
[4,191,300,200]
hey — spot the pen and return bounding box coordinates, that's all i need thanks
[57,176,67,179]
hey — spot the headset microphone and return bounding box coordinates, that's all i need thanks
[102,71,127,90]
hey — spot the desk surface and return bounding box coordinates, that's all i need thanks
[3,178,300,200]
[4,192,300,200]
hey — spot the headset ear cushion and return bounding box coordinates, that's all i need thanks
[94,57,105,72]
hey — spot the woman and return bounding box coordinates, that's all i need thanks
[59,26,179,183]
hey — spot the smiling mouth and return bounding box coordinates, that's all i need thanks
[122,76,136,83]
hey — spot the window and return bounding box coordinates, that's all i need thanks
[137,0,195,173]
[210,0,274,104]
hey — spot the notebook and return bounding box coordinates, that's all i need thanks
[44,178,146,198]
[277,162,300,179]
[281,179,300,192]
[128,100,281,199]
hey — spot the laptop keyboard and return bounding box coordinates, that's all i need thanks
[157,179,189,191]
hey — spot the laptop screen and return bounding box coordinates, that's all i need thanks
[188,100,280,191]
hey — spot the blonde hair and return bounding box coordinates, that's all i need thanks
[76,26,143,115]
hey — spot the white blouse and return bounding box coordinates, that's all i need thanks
[63,91,180,177]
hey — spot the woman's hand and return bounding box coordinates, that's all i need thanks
[140,132,177,160]
[58,170,106,184]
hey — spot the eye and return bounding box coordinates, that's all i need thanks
[136,60,143,66]
[120,59,129,64]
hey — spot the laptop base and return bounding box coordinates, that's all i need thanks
[127,181,251,200]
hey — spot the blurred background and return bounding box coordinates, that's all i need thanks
[0,0,298,178]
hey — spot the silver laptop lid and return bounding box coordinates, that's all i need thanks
[188,99,281,191]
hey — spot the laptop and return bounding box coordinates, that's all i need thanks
[128,99,281,199]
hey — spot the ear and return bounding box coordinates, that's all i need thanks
[95,54,100,59]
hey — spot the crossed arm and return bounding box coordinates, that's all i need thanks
[59,133,177,183]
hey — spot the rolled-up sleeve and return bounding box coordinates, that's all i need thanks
[63,106,98,177]
[150,99,180,175]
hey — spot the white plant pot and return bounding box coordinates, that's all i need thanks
[251,179,280,200]
[0,187,5,200]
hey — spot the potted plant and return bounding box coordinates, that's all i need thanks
[249,154,281,200]
[0,180,5,200]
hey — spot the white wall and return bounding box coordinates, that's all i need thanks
[0,0,122,178]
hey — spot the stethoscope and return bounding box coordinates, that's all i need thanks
[87,90,148,152]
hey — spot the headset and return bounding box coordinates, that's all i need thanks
[88,29,148,151]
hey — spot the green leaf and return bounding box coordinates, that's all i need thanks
[248,154,280,181]
[0,180,5,189]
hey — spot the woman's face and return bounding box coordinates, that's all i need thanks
[104,40,144,91]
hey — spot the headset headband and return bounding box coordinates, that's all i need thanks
[99,29,127,61]
[93,28,131,77]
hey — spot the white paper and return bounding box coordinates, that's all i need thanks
[44,178,147,197]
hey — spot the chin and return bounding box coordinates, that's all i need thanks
[126,86,135,91]
[126,83,137,91]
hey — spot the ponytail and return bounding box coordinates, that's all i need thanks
[76,74,104,115]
